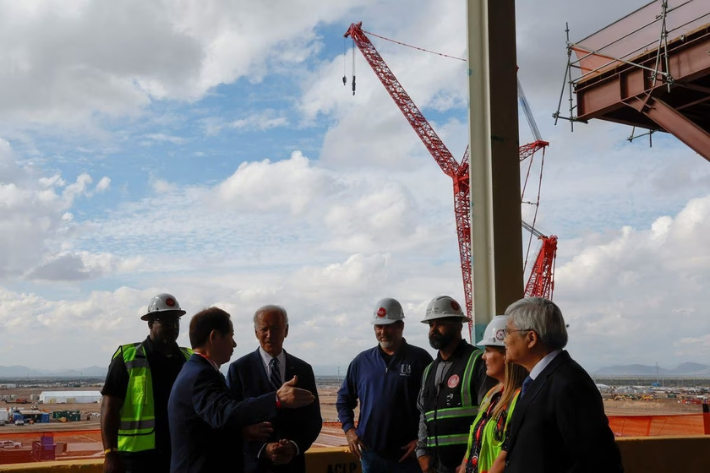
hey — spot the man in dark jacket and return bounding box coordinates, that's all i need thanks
[168,307,315,473]
[337,298,433,473]
[227,305,322,473]
[416,295,496,473]
[502,297,623,473]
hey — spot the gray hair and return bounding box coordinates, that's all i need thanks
[505,297,568,350]
[253,305,289,326]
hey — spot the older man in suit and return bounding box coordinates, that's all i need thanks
[502,297,623,473]
[168,307,315,473]
[227,305,322,473]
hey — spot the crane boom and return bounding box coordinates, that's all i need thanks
[524,234,558,300]
[345,22,462,178]
[345,22,556,331]
[345,21,474,324]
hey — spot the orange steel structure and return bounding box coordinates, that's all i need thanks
[558,0,710,161]
[344,22,552,328]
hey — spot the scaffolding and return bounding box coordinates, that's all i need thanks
[554,0,710,161]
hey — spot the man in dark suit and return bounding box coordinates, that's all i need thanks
[502,297,623,473]
[227,305,322,473]
[168,307,315,473]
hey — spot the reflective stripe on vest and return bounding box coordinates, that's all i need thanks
[427,433,469,447]
[423,348,483,454]
[115,343,192,453]
[423,350,482,418]
[424,406,480,422]
[120,418,156,431]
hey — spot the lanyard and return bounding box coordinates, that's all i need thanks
[466,390,503,473]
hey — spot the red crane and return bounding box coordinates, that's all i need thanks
[521,221,558,300]
[344,22,554,331]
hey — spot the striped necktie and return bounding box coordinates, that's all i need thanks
[521,376,533,398]
[269,357,282,390]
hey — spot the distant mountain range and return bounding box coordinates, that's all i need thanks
[0,365,107,379]
[1,362,707,379]
[593,362,710,377]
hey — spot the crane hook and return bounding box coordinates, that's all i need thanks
[352,75,356,95]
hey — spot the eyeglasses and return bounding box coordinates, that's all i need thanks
[504,328,531,336]
[153,317,180,325]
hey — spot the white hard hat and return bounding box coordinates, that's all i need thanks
[421,295,470,323]
[141,293,186,320]
[476,315,509,347]
[371,298,404,325]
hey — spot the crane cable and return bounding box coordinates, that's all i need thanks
[362,28,467,62]
[345,27,549,273]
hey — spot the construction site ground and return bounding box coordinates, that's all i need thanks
[0,385,704,463]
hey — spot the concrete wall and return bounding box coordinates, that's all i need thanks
[617,436,710,472]
[1,437,709,473]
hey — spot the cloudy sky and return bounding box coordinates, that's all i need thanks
[0,0,708,375]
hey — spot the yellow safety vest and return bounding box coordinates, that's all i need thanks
[115,342,192,452]
[463,385,520,473]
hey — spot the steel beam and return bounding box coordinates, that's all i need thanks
[468,0,523,342]
[576,29,710,120]
[625,96,710,162]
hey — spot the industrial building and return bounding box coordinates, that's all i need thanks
[38,391,101,404]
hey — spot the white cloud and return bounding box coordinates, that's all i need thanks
[62,173,93,203]
[216,151,331,214]
[95,176,111,192]
[27,251,144,281]
[143,133,187,145]
[554,195,710,368]
[151,179,172,194]
[0,0,370,130]
[0,140,118,281]
[230,111,289,132]
[0,0,708,376]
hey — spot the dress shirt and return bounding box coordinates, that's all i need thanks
[259,347,286,384]
[529,349,562,380]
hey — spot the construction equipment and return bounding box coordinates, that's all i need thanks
[521,222,558,300]
[344,22,555,333]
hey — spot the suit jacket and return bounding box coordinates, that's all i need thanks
[168,354,278,473]
[227,349,322,473]
[504,351,623,473]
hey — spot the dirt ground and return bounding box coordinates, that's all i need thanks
[0,385,705,462]
[602,397,702,416]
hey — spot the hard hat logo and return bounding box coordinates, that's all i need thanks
[421,295,470,323]
[371,298,404,325]
[475,315,509,348]
[141,293,187,321]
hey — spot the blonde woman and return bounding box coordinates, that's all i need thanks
[459,315,528,473]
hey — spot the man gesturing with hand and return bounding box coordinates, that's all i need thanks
[168,307,315,473]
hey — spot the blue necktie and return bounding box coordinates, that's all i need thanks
[269,357,282,391]
[521,376,533,398]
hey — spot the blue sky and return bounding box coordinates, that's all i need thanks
[0,0,709,374]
